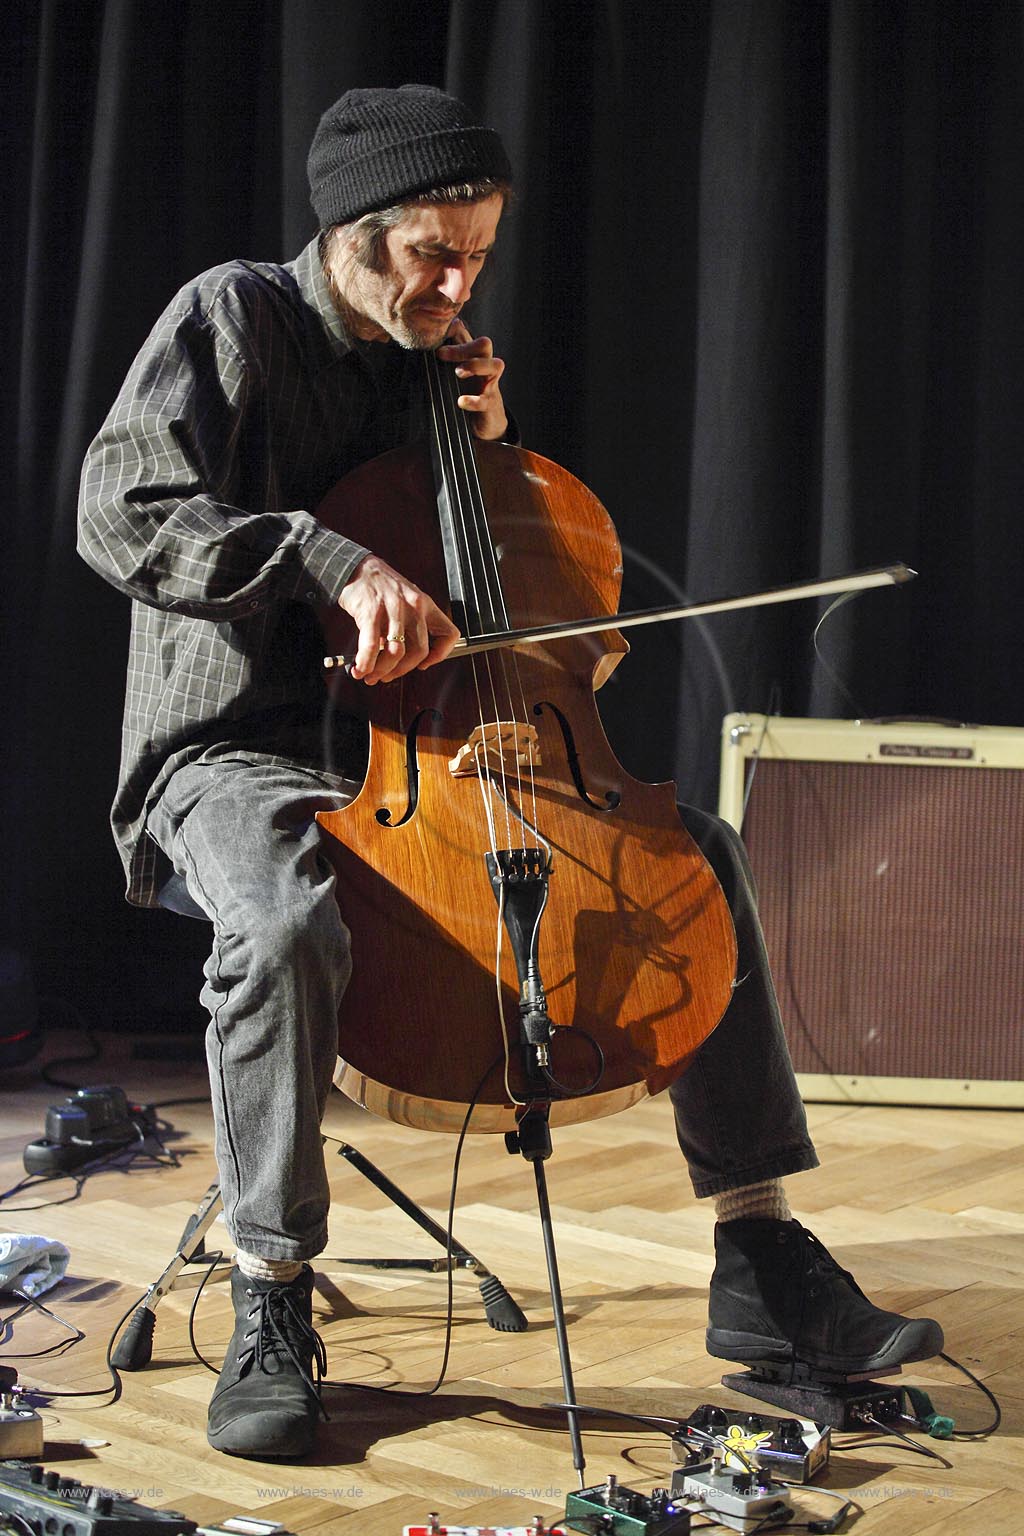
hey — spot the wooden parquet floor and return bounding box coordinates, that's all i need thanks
[3,1032,1023,1536]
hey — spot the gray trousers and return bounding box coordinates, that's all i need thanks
[147,760,817,1262]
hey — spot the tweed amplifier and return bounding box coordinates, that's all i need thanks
[718,714,1024,1106]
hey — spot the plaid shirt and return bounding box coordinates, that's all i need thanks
[78,239,435,907]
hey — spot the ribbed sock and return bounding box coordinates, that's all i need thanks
[713,1178,792,1224]
[235,1249,303,1284]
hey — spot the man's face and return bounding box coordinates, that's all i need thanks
[333,194,504,349]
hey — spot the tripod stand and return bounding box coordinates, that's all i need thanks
[111,1133,527,1371]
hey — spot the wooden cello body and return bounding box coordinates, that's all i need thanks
[314,374,737,1134]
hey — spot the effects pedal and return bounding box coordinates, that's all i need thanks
[404,1520,552,1536]
[721,1368,907,1431]
[0,1379,44,1459]
[0,1462,195,1536]
[673,1402,830,1482]
[563,1476,689,1535]
[198,1521,296,1536]
[23,1086,158,1175]
[671,1464,792,1534]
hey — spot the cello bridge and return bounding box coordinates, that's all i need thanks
[449,721,542,779]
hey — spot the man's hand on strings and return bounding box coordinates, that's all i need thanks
[438,320,508,441]
[337,554,460,684]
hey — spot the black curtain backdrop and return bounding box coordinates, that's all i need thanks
[4,0,1023,1039]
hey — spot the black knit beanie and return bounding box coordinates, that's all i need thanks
[308,84,512,228]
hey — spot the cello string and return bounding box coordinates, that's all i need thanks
[426,350,549,1099]
[425,356,517,853]
[485,783,552,861]
[472,740,531,1106]
[422,363,500,845]
[432,357,558,1108]
[430,356,513,800]
[427,353,545,1101]
[423,357,503,798]
[440,358,540,835]
[473,738,500,854]
[435,355,541,840]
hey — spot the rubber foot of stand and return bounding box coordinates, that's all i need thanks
[111,1305,156,1370]
[479,1274,528,1332]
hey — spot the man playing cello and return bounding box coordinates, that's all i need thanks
[78,84,942,1461]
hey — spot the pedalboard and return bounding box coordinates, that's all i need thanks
[563,1477,688,1535]
[0,1462,196,1536]
[673,1402,829,1483]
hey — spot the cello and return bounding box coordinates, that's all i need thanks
[313,349,738,1135]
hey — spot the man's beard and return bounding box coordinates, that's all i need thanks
[322,239,454,350]
[384,307,456,351]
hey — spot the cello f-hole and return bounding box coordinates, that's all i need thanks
[375,707,442,827]
[534,701,622,811]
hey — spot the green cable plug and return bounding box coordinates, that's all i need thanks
[903,1386,954,1438]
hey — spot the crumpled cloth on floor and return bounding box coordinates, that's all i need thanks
[0,1233,70,1298]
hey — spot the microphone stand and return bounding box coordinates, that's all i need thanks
[505,1096,587,1487]
[489,844,588,1487]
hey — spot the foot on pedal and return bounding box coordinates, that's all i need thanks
[706,1218,943,1377]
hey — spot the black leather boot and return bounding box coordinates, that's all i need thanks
[706,1218,944,1376]
[207,1265,326,1458]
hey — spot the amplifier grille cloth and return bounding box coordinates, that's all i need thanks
[741,759,1024,1082]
